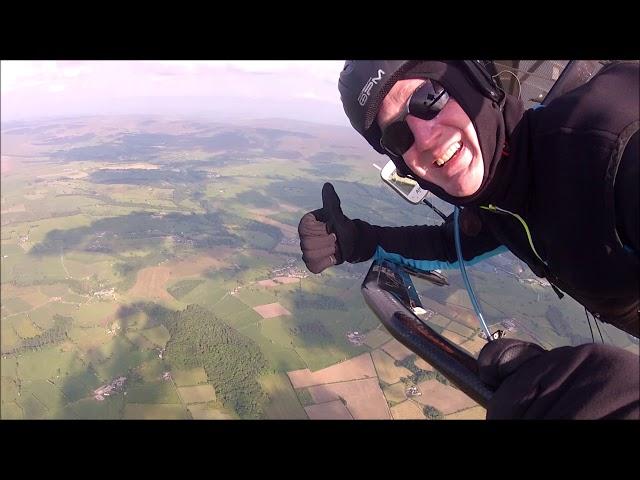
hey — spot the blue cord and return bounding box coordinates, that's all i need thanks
[454,207,493,340]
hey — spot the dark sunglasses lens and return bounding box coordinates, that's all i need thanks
[381,121,414,156]
[380,80,449,157]
[409,80,449,120]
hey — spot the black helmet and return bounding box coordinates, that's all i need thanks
[339,60,503,154]
[339,60,519,206]
[338,60,415,156]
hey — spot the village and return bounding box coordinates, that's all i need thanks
[406,385,422,397]
[93,376,127,401]
[270,258,309,279]
[346,331,365,345]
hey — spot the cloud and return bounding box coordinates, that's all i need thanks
[47,84,66,93]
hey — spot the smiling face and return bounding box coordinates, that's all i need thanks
[377,78,485,198]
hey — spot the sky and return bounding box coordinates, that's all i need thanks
[0,60,350,126]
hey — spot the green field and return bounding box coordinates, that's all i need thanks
[16,347,85,381]
[94,347,156,382]
[238,230,280,251]
[172,367,208,386]
[20,379,68,416]
[65,395,124,419]
[68,326,112,351]
[126,381,181,404]
[234,285,279,307]
[39,283,71,297]
[167,278,205,300]
[444,319,477,339]
[140,325,171,348]
[259,373,307,419]
[75,302,119,328]
[27,214,95,244]
[6,254,67,285]
[125,331,157,350]
[216,308,263,330]
[180,278,230,306]
[0,402,23,419]
[1,357,19,378]
[240,323,307,372]
[259,316,299,348]
[136,358,169,383]
[90,335,132,363]
[187,404,235,419]
[1,322,22,352]
[383,382,407,405]
[294,343,356,372]
[123,403,190,419]
[65,258,117,282]
[364,328,393,349]
[204,295,253,321]
[117,309,152,331]
[29,302,79,329]
[62,251,115,266]
[1,376,20,408]
[61,370,103,402]
[1,296,32,315]
[16,392,50,418]
[177,384,216,404]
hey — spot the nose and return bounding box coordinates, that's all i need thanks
[406,115,438,152]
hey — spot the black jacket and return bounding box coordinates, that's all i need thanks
[354,61,639,338]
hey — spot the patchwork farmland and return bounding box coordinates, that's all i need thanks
[3,115,636,420]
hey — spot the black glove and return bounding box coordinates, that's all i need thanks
[477,338,639,419]
[477,338,546,389]
[298,183,359,274]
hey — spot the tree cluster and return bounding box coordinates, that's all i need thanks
[423,405,444,420]
[10,314,72,354]
[161,304,269,419]
[397,354,451,386]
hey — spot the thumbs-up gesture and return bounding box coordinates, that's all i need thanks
[298,183,359,274]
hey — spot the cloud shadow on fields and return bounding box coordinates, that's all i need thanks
[28,211,243,257]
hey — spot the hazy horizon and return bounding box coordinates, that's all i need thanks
[1,61,351,127]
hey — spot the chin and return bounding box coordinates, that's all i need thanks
[451,171,483,197]
[447,182,481,198]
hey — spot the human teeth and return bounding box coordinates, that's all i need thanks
[434,142,462,166]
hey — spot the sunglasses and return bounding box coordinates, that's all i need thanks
[379,80,450,157]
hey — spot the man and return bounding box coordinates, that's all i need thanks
[298,61,639,419]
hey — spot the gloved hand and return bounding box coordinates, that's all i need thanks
[298,183,359,274]
[477,338,546,389]
[477,338,639,419]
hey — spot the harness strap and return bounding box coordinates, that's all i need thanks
[480,204,565,300]
[480,204,546,266]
